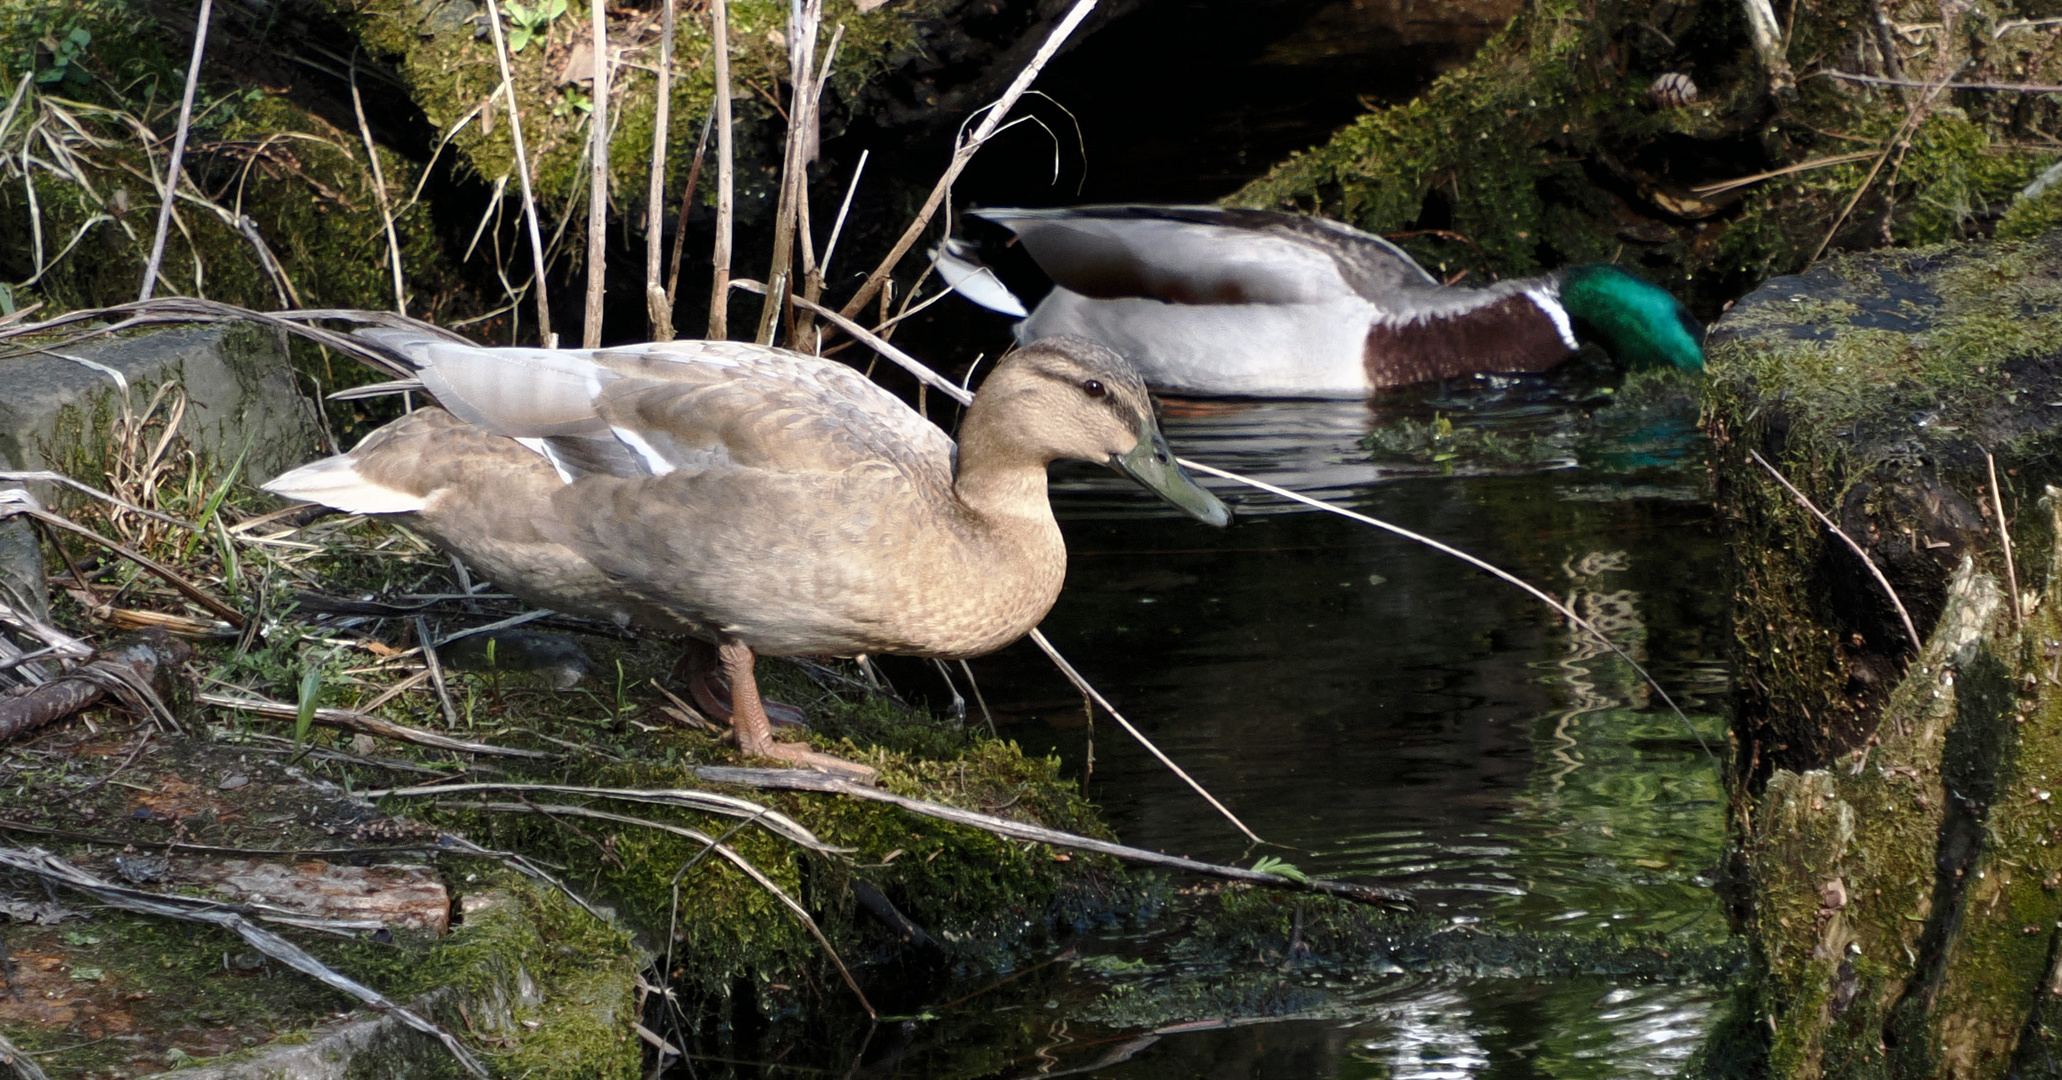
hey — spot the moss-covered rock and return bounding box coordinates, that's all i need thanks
[1701,229,2062,1076]
[1227,0,2060,313]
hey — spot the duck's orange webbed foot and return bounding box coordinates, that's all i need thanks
[719,639,878,785]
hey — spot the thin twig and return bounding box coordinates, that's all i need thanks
[644,0,677,340]
[362,780,838,851]
[583,0,611,348]
[197,693,547,758]
[735,280,967,402]
[835,0,1099,322]
[1817,69,2062,93]
[1690,150,1881,196]
[1988,451,2021,626]
[1027,629,1261,845]
[350,56,407,315]
[1180,457,1713,756]
[452,800,876,1017]
[695,767,1411,905]
[0,846,487,1078]
[139,0,213,302]
[810,148,867,306]
[1748,449,1923,652]
[413,615,463,728]
[0,499,244,628]
[480,0,554,345]
[707,0,735,339]
[1810,52,1964,264]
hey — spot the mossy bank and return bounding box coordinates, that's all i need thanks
[1700,229,2062,1076]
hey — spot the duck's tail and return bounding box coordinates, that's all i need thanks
[930,237,1029,317]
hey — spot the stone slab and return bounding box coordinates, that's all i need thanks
[0,323,326,488]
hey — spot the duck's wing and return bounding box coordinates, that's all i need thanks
[967,205,1440,306]
[355,332,955,488]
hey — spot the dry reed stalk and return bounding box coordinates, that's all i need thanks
[481,0,554,345]
[582,0,611,348]
[349,60,408,315]
[707,0,735,338]
[361,780,835,851]
[1748,449,1923,652]
[663,113,712,320]
[1988,452,2022,625]
[755,0,823,345]
[139,0,213,302]
[835,0,1099,323]
[644,0,678,340]
[786,24,843,348]
[807,148,867,309]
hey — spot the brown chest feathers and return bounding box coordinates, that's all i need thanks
[1362,294,1576,389]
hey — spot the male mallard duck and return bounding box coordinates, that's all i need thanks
[263,333,1230,778]
[935,205,1707,399]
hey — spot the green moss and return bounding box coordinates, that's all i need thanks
[1227,0,2056,304]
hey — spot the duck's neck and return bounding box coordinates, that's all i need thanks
[951,419,1057,526]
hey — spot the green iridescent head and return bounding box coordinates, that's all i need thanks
[1559,265,1706,371]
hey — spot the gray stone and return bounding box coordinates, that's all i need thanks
[0,323,326,489]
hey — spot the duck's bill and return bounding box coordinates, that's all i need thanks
[1112,425,1232,528]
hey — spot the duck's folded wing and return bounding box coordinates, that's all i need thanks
[968,205,1438,306]
[588,353,956,485]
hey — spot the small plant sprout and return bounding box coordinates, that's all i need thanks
[1251,855,1310,884]
[293,662,321,747]
[501,0,564,52]
[36,27,91,87]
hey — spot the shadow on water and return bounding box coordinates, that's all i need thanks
[684,372,1735,1079]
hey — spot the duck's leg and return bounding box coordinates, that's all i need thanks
[720,640,878,783]
[678,639,809,728]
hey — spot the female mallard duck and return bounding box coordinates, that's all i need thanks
[936,205,1707,399]
[262,333,1229,779]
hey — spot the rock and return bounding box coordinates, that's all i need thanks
[1703,229,2062,1077]
[0,323,325,492]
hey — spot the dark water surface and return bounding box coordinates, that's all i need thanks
[789,376,1736,1078]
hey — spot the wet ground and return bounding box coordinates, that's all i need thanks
[801,370,1735,1077]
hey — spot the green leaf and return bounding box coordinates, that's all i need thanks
[1251,855,1310,884]
[62,930,101,946]
[295,663,322,746]
[69,966,104,981]
[34,67,63,84]
[544,0,566,19]
[509,25,532,51]
[67,28,91,48]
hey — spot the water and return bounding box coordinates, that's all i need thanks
[820,372,1736,1077]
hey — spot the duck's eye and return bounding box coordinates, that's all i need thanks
[1083,379,1106,398]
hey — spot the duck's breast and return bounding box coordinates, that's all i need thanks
[1021,289,1375,398]
[547,468,1065,659]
